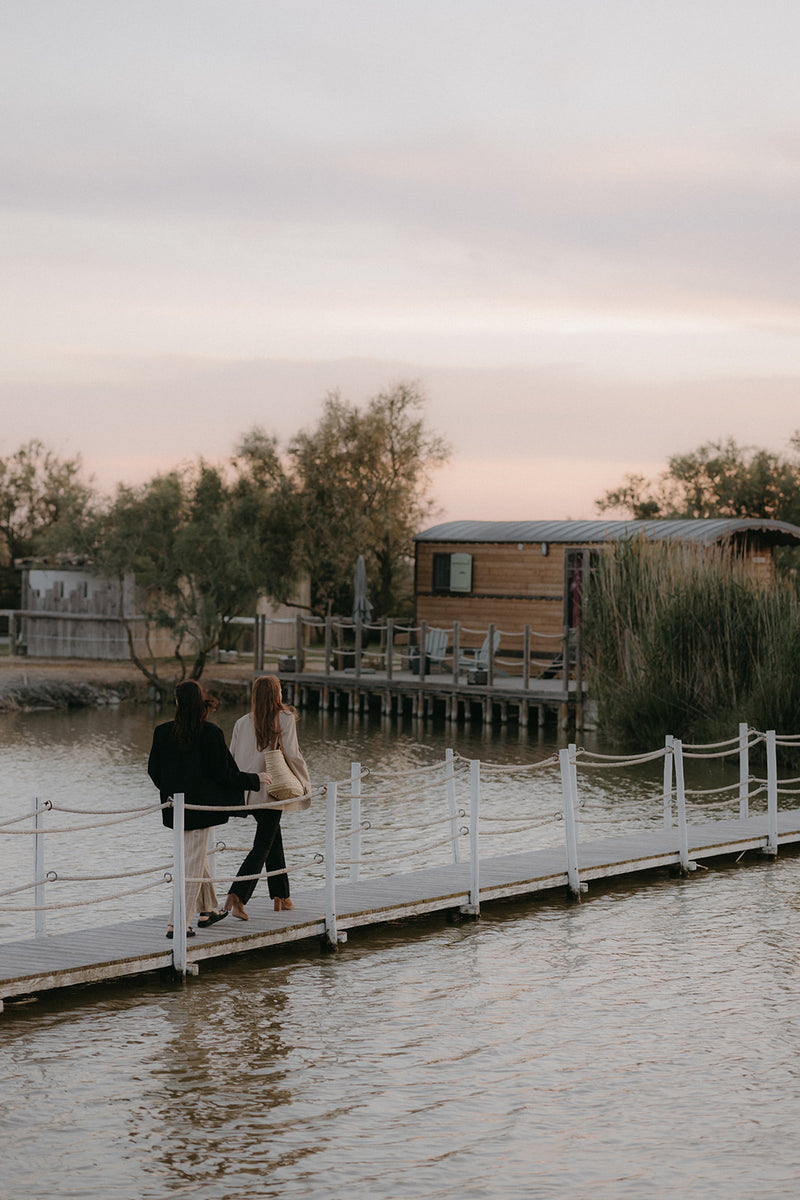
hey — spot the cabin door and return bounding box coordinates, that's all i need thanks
[564,549,591,629]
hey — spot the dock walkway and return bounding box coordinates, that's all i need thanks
[3,808,798,1010]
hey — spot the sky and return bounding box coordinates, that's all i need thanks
[3,0,800,522]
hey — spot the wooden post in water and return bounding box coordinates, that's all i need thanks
[766,729,778,857]
[419,619,427,682]
[452,621,460,681]
[739,723,750,819]
[33,797,45,939]
[523,624,531,690]
[295,614,303,671]
[355,618,362,679]
[386,618,394,681]
[350,763,361,883]
[324,782,338,948]
[487,622,496,687]
[324,617,332,676]
[172,793,188,976]
[662,735,674,829]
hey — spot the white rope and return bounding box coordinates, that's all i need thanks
[44,864,171,883]
[0,876,169,912]
[576,748,667,768]
[682,733,749,751]
[685,779,751,798]
[366,760,455,782]
[51,801,172,816]
[480,823,543,838]
[0,805,167,834]
[452,751,559,773]
[339,831,466,867]
[0,878,49,899]
[0,804,51,829]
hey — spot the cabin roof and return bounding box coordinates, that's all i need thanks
[414,518,800,547]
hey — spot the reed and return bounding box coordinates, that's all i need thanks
[582,537,800,747]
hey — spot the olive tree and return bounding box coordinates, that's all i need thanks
[287,382,449,617]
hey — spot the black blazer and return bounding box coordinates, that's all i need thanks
[148,720,261,830]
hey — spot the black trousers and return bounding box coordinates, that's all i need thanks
[229,809,290,904]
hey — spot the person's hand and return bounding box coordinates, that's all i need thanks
[258,771,273,786]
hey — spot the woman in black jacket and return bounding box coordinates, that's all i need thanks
[148,679,267,938]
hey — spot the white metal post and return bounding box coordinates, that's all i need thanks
[663,735,674,829]
[33,796,45,939]
[349,763,361,883]
[766,729,778,857]
[673,740,694,874]
[445,749,460,865]
[739,722,750,819]
[325,781,338,946]
[559,748,581,897]
[172,793,187,974]
[462,759,480,914]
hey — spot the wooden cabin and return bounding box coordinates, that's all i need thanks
[414,518,800,674]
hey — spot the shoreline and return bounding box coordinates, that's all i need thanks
[0,657,255,712]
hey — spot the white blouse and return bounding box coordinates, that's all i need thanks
[229,710,312,812]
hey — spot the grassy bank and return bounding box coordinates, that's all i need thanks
[582,538,800,748]
[0,660,253,712]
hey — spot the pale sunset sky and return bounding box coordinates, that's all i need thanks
[3,1,799,522]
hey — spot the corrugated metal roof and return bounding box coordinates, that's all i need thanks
[414,518,800,546]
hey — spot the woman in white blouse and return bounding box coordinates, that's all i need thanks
[224,675,311,918]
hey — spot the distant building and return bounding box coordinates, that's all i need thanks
[15,565,172,659]
[414,518,800,668]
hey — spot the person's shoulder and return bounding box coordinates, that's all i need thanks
[232,712,253,731]
[152,720,174,738]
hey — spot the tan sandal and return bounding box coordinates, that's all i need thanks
[274,897,294,911]
[224,894,248,921]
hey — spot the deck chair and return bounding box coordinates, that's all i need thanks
[424,626,449,672]
[459,629,501,671]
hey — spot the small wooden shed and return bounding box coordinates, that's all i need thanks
[414,518,800,669]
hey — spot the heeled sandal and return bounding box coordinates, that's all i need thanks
[166,926,196,939]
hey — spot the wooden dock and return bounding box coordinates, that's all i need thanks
[279,667,584,728]
[3,808,799,1010]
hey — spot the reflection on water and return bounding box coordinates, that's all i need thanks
[2,705,800,1198]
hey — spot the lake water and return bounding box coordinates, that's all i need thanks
[2,703,800,1199]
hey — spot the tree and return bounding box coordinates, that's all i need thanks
[0,440,95,606]
[89,446,298,696]
[596,433,800,524]
[287,382,450,617]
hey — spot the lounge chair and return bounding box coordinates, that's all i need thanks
[458,629,501,672]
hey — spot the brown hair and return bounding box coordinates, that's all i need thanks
[173,679,217,750]
[251,675,296,751]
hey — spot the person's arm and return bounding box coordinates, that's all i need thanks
[205,723,261,792]
[280,713,311,793]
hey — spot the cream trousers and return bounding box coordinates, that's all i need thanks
[171,826,218,924]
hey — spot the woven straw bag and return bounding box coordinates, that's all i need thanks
[263,747,305,800]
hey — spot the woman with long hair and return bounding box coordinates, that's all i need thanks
[148,679,268,938]
[224,675,311,919]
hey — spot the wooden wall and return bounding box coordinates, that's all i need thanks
[415,541,568,665]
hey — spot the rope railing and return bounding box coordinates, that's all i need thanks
[5,723,800,958]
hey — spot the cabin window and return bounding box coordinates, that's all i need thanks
[432,553,452,592]
[432,552,473,593]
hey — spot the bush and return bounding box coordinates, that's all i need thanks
[582,538,800,747]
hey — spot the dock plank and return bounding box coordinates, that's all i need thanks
[2,810,797,1006]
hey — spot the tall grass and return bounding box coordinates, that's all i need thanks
[582,538,800,747]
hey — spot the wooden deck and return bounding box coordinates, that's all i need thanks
[279,666,585,727]
[3,808,799,1010]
